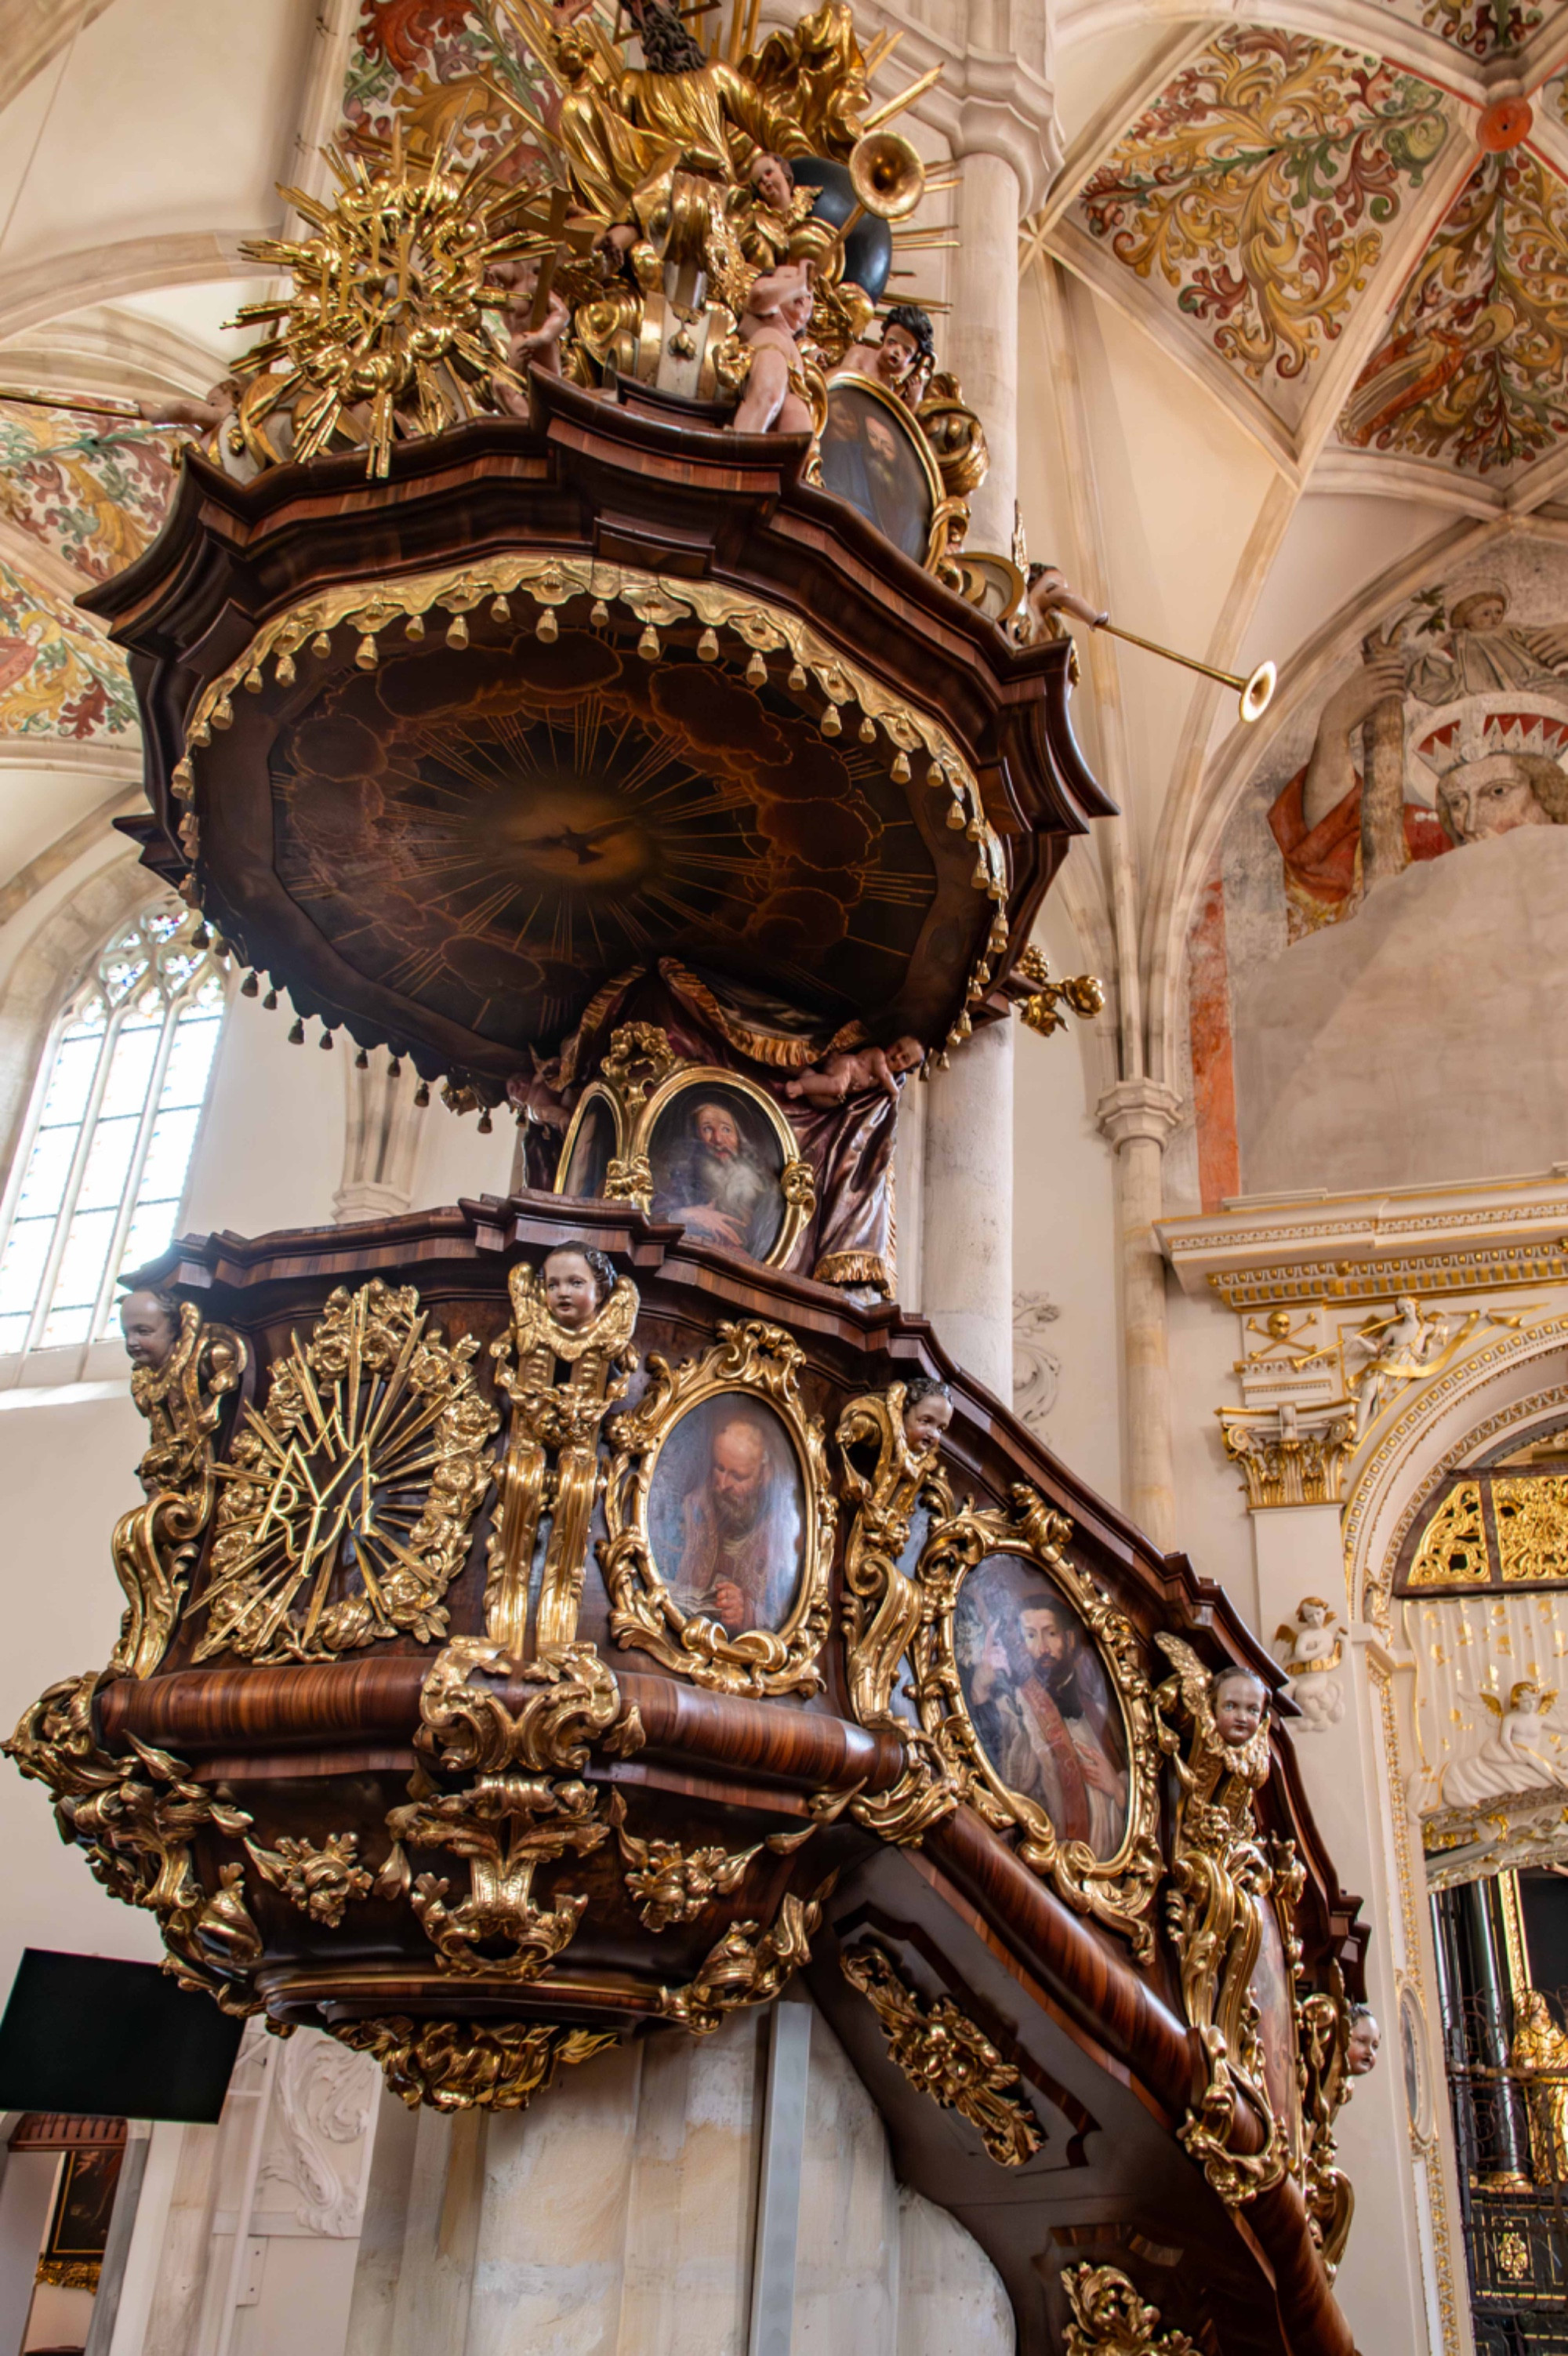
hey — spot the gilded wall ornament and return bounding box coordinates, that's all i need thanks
[197,1280,496,1664]
[840,1944,1043,2168]
[111,1303,245,1679]
[1061,2264,1197,2356]
[601,1320,836,1696]
[4,1672,260,2015]
[244,1832,375,1929]
[486,1260,640,1653]
[331,2016,619,2112]
[658,1877,833,2035]
[1218,1403,1356,1512]
[909,1485,1163,1958]
[1152,1635,1293,2206]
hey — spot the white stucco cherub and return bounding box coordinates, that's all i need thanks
[1440,1680,1566,1810]
[1272,1595,1345,1734]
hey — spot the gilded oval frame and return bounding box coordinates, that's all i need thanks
[554,1084,630,1203]
[630,1067,815,1269]
[599,1320,836,1696]
[821,371,945,568]
[909,1487,1163,1958]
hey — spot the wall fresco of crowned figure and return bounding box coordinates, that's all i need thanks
[1185,543,1568,1206]
[1337,148,1568,483]
[0,558,136,741]
[1069,28,1449,427]
[340,0,554,168]
[0,404,179,585]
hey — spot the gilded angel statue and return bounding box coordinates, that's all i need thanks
[1440,1680,1566,1810]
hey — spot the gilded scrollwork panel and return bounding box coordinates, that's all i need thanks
[600,1320,836,1696]
[4,1672,262,2017]
[111,1304,246,1679]
[485,1259,640,1653]
[1152,1635,1296,2207]
[196,1280,496,1664]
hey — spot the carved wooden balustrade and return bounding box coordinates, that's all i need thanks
[10,1192,1367,2356]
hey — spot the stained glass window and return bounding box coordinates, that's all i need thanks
[0,906,226,1356]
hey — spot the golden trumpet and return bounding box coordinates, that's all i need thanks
[846,130,926,223]
[1094,618,1276,725]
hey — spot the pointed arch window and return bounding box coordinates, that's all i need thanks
[0,905,227,1357]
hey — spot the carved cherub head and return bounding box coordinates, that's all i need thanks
[1346,2004,1381,2076]
[119,1286,182,1370]
[901,1374,953,1453]
[1211,1667,1269,1748]
[748,151,795,214]
[542,1243,617,1331]
[1298,1595,1334,1628]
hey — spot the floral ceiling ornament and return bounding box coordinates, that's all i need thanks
[1073,28,1449,412]
[1372,0,1543,60]
[1339,151,1568,481]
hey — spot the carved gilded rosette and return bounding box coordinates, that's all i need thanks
[111,1303,246,1679]
[601,1320,836,1694]
[486,1260,640,1653]
[908,1484,1163,1959]
[3,1672,262,2017]
[196,1280,496,1663]
[1061,2265,1198,2356]
[1152,1633,1292,2206]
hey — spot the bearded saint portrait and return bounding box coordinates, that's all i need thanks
[649,1089,782,1258]
[960,1570,1129,1858]
[654,1400,804,1632]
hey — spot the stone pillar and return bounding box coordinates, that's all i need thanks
[335,1058,426,1224]
[1096,1080,1181,1546]
[946,149,1018,550]
[921,1019,1014,1402]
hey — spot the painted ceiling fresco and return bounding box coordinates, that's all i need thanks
[1052,13,1568,492]
[1337,150,1568,480]
[0,401,175,748]
[0,558,135,742]
[1069,28,1451,427]
[0,403,178,583]
[340,0,553,168]
[1371,0,1543,57]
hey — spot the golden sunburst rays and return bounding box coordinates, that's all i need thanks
[231,124,557,479]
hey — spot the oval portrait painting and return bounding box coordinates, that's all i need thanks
[559,1093,615,1201]
[648,1394,806,1635]
[648,1081,787,1261]
[954,1553,1131,1859]
[820,379,935,565]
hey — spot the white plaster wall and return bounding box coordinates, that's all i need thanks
[0,1385,165,1998]
[1164,1284,1257,1621]
[1010,899,1123,1511]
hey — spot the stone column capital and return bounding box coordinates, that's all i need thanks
[850,5,1062,212]
[946,60,1061,212]
[1095,1079,1185,1151]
